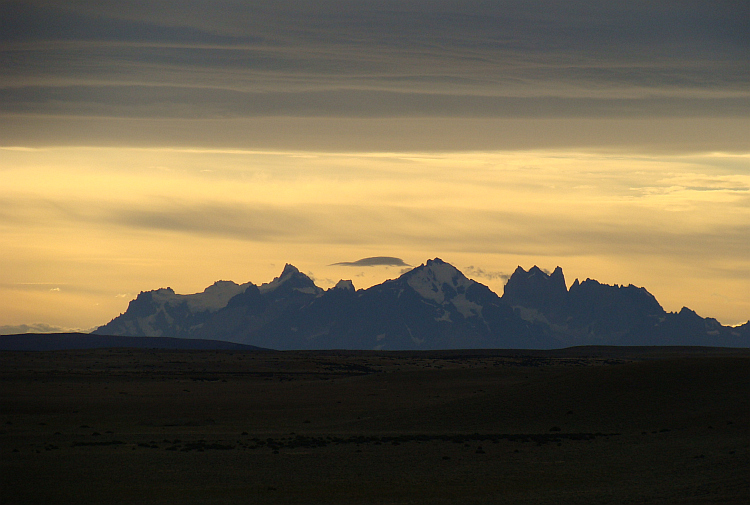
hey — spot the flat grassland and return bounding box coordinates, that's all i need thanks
[2,347,749,504]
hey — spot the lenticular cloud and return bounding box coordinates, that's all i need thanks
[330,257,410,267]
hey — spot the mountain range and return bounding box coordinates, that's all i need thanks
[95,259,750,350]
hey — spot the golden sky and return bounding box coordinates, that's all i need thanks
[1,2,748,332]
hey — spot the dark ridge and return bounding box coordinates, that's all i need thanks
[0,333,268,351]
[88,260,750,350]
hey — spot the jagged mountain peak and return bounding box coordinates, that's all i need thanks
[190,280,254,311]
[281,263,300,275]
[514,265,564,279]
[504,265,567,298]
[527,265,545,275]
[409,258,465,279]
[205,279,240,290]
[259,263,322,295]
[95,257,748,350]
[144,280,252,313]
[333,279,355,292]
[569,278,663,310]
[394,259,491,320]
[678,306,700,318]
[147,287,175,296]
[501,265,569,320]
[258,264,301,293]
[509,265,565,287]
[403,258,474,304]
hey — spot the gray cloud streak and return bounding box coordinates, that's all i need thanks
[463,266,510,282]
[0,322,95,335]
[10,1,747,55]
[2,86,747,119]
[3,115,747,153]
[2,1,747,132]
[4,196,749,262]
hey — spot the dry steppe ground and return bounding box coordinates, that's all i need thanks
[2,347,749,504]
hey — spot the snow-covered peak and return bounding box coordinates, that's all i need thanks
[188,281,254,311]
[334,279,355,292]
[149,288,178,306]
[406,258,474,304]
[258,264,322,295]
[259,264,301,293]
[150,281,253,312]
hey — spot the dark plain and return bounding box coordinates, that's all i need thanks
[2,346,749,504]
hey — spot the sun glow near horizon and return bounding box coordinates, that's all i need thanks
[1,2,748,333]
[1,145,748,331]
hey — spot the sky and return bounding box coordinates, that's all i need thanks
[1,0,749,334]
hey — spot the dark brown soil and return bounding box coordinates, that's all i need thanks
[2,347,749,504]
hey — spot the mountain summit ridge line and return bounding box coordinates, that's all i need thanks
[95,259,750,350]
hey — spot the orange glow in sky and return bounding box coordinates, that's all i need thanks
[1,2,748,332]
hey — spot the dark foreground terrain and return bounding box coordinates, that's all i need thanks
[2,347,749,504]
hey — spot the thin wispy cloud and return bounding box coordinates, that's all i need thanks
[464,267,510,283]
[0,323,91,335]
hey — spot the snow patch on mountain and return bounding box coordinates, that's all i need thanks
[257,264,322,296]
[451,294,483,319]
[259,264,300,294]
[150,281,252,313]
[407,258,482,318]
[407,258,474,304]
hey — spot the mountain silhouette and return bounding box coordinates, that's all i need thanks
[95,259,750,350]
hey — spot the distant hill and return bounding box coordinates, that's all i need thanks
[94,259,750,350]
[0,333,266,351]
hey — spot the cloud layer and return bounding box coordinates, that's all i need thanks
[2,2,747,150]
[0,323,92,335]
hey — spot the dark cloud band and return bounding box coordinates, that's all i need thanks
[2,2,747,124]
[2,85,746,119]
